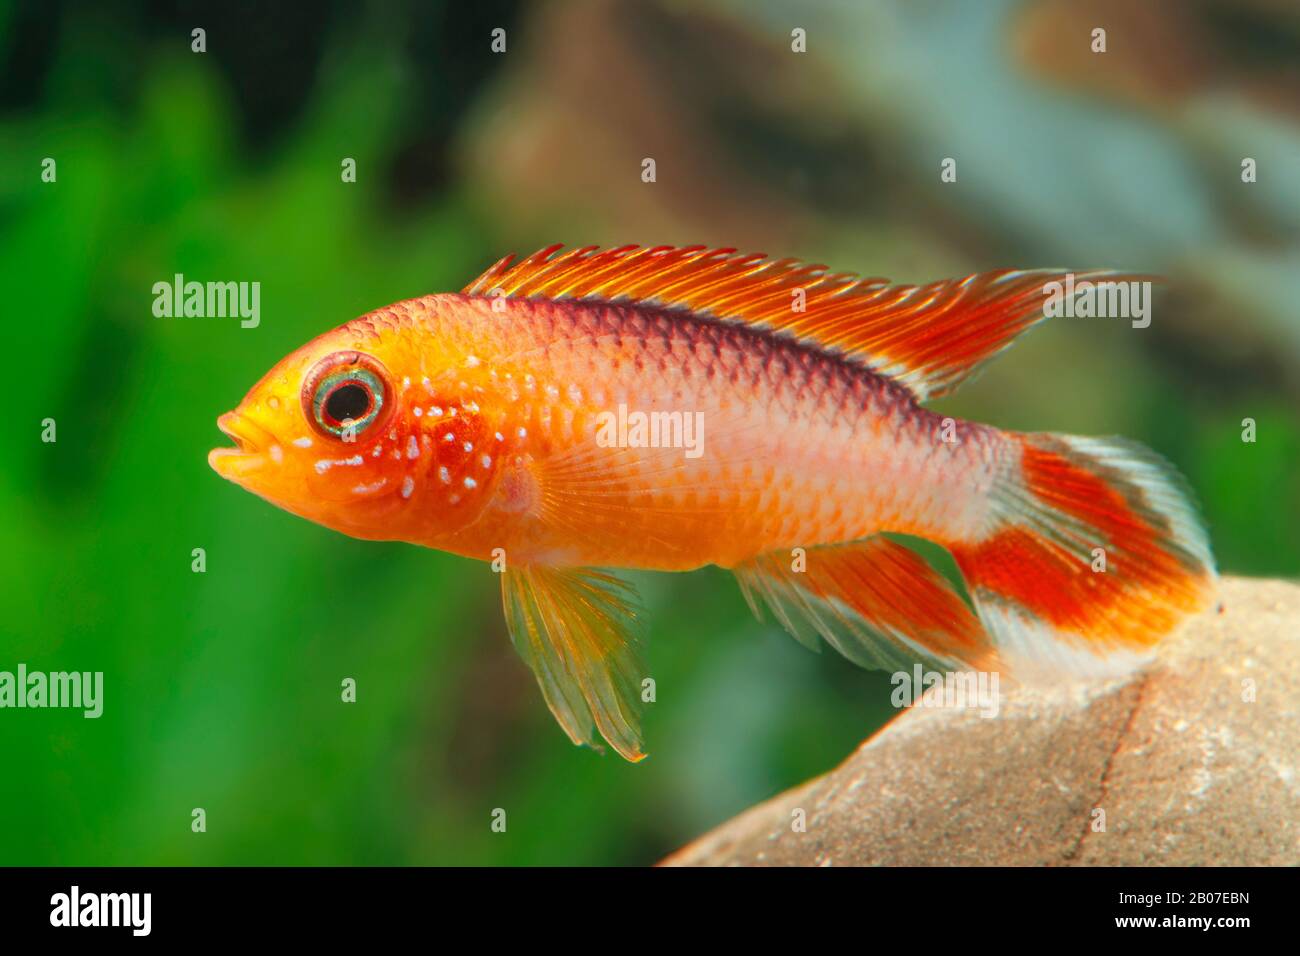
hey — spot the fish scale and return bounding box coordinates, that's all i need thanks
[434,295,988,567]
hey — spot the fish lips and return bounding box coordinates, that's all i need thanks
[208,411,273,482]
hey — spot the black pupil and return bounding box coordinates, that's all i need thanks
[325,382,370,423]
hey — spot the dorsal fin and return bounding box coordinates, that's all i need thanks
[463,244,1144,401]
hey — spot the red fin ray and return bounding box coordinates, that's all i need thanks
[464,244,1137,400]
[735,536,999,672]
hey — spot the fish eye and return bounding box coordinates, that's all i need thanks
[324,375,375,419]
[302,353,389,439]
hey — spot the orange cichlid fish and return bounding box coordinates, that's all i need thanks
[209,244,1216,761]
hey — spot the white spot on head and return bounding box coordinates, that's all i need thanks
[269,444,283,464]
[465,355,481,368]
[429,406,443,417]
[443,433,455,443]
[517,427,527,439]
[494,431,504,442]
[401,475,415,499]
[422,376,432,392]
[352,478,387,495]
[402,376,411,390]
[407,436,419,460]
[463,477,477,489]
[413,407,423,417]
[439,466,450,484]
[372,444,383,457]
[480,455,491,469]
[292,436,313,448]
[463,441,473,452]
[315,455,364,474]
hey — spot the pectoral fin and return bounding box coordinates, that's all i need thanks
[500,565,648,761]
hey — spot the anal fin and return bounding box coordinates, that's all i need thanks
[501,565,648,761]
[735,536,999,673]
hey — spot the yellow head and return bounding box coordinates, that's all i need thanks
[209,301,499,546]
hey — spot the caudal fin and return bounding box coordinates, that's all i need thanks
[950,432,1216,678]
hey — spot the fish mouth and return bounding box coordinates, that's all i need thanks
[209,411,272,481]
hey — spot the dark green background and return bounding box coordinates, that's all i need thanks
[3,0,1297,865]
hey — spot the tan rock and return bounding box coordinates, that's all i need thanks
[662,576,1300,866]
